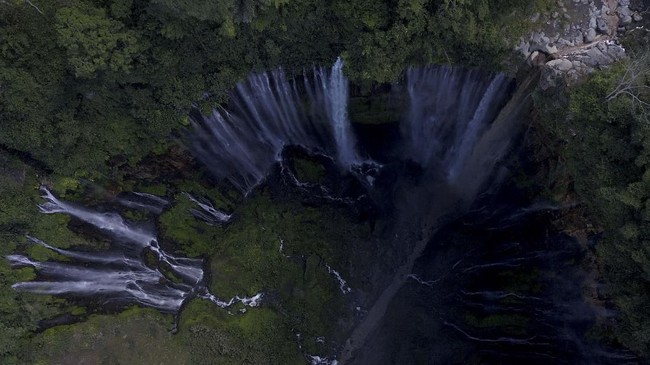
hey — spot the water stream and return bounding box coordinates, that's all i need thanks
[8,187,261,313]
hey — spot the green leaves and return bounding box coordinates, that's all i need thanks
[54,3,140,78]
[559,51,650,357]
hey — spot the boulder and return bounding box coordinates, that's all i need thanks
[546,58,574,71]
[619,6,633,24]
[596,17,609,34]
[606,43,626,60]
[542,44,559,54]
[584,47,613,66]
[584,28,597,42]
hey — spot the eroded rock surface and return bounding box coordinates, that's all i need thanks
[516,0,647,86]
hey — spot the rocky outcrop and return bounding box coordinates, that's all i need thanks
[515,0,646,87]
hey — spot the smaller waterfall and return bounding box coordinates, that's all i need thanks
[116,192,169,214]
[184,193,231,225]
[39,187,156,247]
[7,188,261,313]
[322,57,358,167]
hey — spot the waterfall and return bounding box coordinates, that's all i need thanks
[8,187,261,313]
[190,58,360,195]
[323,57,357,167]
[404,66,513,182]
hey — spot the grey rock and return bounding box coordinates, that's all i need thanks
[596,17,609,33]
[589,16,597,29]
[618,6,632,17]
[546,58,574,71]
[601,4,610,14]
[571,60,584,68]
[607,44,626,60]
[585,47,612,66]
[517,42,531,58]
[633,12,643,22]
[542,44,559,54]
[530,42,558,54]
[584,28,597,42]
[527,51,540,66]
[619,6,633,24]
[531,12,540,22]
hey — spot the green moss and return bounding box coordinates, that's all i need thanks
[29,215,81,249]
[70,306,86,316]
[135,183,168,196]
[32,307,187,365]
[50,176,80,197]
[25,243,67,262]
[294,158,326,184]
[349,95,400,125]
[14,267,35,282]
[179,300,304,365]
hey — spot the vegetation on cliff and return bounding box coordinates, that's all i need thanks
[535,46,650,358]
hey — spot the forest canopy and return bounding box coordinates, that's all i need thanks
[0,0,544,179]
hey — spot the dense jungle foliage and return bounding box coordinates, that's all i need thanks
[535,46,650,358]
[2,0,650,363]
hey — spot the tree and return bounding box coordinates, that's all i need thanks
[605,51,650,123]
[55,3,140,78]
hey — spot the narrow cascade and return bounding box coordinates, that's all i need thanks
[190,58,360,195]
[323,57,358,167]
[116,191,169,215]
[7,188,261,313]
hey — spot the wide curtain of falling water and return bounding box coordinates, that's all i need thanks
[189,58,359,195]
